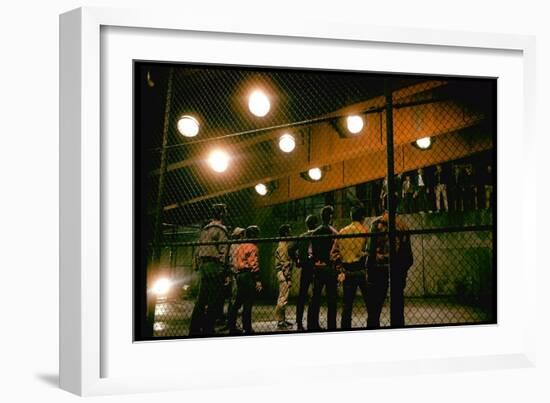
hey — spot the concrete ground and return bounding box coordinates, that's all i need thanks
[152,297,490,338]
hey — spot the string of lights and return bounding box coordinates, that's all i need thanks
[150,85,438,197]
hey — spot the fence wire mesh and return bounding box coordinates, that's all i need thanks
[135,64,496,340]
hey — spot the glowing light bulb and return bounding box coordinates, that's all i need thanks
[346,115,364,134]
[278,133,296,153]
[248,90,270,117]
[415,137,432,149]
[308,167,322,181]
[177,115,200,137]
[255,183,268,196]
[207,149,230,173]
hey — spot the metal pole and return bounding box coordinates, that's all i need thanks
[145,67,174,338]
[384,79,404,327]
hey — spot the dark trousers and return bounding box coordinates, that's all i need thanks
[464,186,477,210]
[341,268,368,329]
[366,266,389,329]
[296,262,314,329]
[415,187,428,212]
[402,193,413,213]
[451,186,464,212]
[189,261,225,336]
[366,265,408,329]
[228,271,256,333]
[309,265,337,330]
[213,277,233,324]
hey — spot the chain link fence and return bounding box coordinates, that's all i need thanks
[135,63,496,340]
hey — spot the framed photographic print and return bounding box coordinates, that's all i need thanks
[134,62,497,342]
[60,6,536,396]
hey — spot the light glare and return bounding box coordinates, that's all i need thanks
[207,149,230,173]
[152,278,172,296]
[346,115,364,134]
[255,183,268,196]
[177,115,200,137]
[248,90,270,117]
[308,168,323,181]
[416,137,432,149]
[278,133,296,153]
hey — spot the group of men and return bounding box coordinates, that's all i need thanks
[189,203,263,336]
[380,163,493,214]
[275,205,413,331]
[189,202,414,337]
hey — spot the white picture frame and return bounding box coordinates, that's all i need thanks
[60,6,537,396]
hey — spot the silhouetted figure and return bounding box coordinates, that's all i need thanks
[379,177,388,212]
[481,164,494,209]
[463,166,477,210]
[309,206,338,330]
[450,165,465,212]
[366,211,413,328]
[433,164,449,212]
[289,215,319,331]
[213,227,246,329]
[189,204,229,337]
[394,173,403,213]
[401,175,414,214]
[413,168,430,213]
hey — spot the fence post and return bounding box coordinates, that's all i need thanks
[384,79,405,327]
[145,67,174,338]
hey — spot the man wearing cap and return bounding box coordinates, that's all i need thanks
[275,224,294,329]
[189,204,229,336]
[228,225,262,335]
[288,214,319,331]
[331,206,369,329]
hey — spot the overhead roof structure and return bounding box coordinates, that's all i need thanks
[136,64,494,226]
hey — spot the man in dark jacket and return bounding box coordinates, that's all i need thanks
[366,211,413,328]
[308,206,338,330]
[288,214,319,331]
